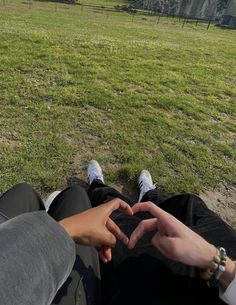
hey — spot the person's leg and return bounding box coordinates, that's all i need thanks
[87,163,152,258]
[88,178,141,250]
[48,185,101,305]
[87,160,133,208]
[88,179,133,207]
[87,162,148,305]
[0,183,44,219]
[137,170,208,225]
[141,190,214,224]
[138,177,236,304]
[142,189,236,260]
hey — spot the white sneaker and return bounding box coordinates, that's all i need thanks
[138,170,155,202]
[87,160,104,185]
[44,190,61,212]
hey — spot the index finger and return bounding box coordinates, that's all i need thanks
[104,198,133,217]
[106,218,129,246]
[128,218,157,249]
[132,202,172,222]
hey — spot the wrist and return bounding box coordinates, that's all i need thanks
[199,244,218,269]
[59,218,77,241]
[199,246,236,290]
[219,259,236,291]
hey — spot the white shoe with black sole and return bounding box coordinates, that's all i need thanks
[44,190,61,212]
[87,160,104,185]
[138,170,156,202]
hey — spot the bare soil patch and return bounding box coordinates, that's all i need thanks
[66,165,236,229]
[109,181,236,229]
[200,184,236,228]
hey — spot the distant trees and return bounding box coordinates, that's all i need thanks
[114,4,137,13]
[220,0,236,28]
[132,0,231,19]
[217,0,230,12]
[39,0,78,4]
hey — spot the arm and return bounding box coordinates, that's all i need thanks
[220,264,236,305]
[59,198,133,262]
[220,260,236,291]
[128,202,236,305]
[0,211,76,305]
[0,198,132,305]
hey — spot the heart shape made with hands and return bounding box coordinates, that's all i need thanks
[103,199,216,270]
[60,196,214,268]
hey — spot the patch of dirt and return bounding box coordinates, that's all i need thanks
[109,180,138,202]
[112,182,236,229]
[0,134,19,150]
[66,163,236,229]
[200,184,236,228]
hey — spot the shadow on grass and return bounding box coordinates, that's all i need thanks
[66,175,170,203]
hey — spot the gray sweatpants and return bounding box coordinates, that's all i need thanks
[0,183,101,305]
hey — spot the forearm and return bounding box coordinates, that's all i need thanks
[0,211,76,305]
[219,258,236,291]
[219,259,236,305]
[199,245,236,305]
[199,246,236,290]
[197,243,235,290]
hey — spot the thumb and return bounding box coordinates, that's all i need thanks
[128,219,157,249]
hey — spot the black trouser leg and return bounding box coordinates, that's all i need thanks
[89,182,236,261]
[88,179,155,240]
[0,183,44,218]
[88,180,154,305]
[140,190,236,304]
[142,190,236,260]
[0,183,100,305]
[88,179,139,239]
[88,180,133,207]
[48,185,101,305]
[141,190,217,225]
[88,184,232,305]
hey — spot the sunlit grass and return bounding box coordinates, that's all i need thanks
[0,0,236,197]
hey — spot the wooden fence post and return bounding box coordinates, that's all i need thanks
[207,18,212,30]
[182,17,187,28]
[28,0,32,9]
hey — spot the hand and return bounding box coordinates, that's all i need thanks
[59,198,133,263]
[128,201,216,269]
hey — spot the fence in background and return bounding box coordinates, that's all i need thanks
[0,0,220,30]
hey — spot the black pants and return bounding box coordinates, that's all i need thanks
[0,183,100,305]
[88,180,236,305]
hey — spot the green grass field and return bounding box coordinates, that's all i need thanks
[0,0,236,198]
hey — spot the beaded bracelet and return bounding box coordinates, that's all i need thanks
[200,247,227,287]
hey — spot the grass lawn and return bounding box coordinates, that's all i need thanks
[0,0,236,199]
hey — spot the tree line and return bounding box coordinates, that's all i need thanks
[133,0,231,20]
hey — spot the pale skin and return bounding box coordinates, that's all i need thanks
[128,201,236,290]
[59,198,235,290]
